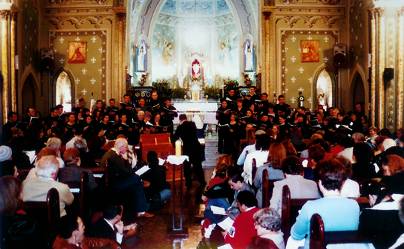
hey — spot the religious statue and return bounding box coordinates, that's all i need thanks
[244,40,254,72]
[192,59,201,80]
[136,41,147,72]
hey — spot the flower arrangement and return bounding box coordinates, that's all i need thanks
[223,79,239,93]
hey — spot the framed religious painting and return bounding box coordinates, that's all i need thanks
[300,40,320,63]
[67,41,87,64]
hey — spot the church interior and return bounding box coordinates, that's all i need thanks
[1,0,404,249]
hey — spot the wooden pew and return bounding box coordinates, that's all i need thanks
[261,169,275,208]
[281,185,370,243]
[310,213,371,249]
[248,236,279,249]
[252,158,257,183]
[281,185,317,241]
[24,188,60,247]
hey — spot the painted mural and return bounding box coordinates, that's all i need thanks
[149,0,241,88]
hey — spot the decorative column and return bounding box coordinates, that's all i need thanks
[261,11,271,94]
[376,8,385,128]
[113,4,126,98]
[10,11,16,112]
[0,10,10,123]
[369,9,377,126]
[397,8,404,128]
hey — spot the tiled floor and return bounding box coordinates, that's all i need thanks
[133,134,218,249]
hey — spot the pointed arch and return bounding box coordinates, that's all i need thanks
[21,74,38,114]
[349,63,368,112]
[311,64,337,109]
[52,68,75,112]
[19,66,40,114]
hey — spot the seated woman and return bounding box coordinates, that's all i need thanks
[253,208,285,249]
[202,163,232,225]
[359,183,404,249]
[0,176,42,249]
[141,151,171,210]
[288,159,360,249]
[380,155,404,194]
[254,142,286,208]
[59,148,97,191]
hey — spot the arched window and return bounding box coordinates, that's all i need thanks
[315,69,333,108]
[55,71,72,112]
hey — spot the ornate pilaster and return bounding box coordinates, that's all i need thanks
[10,11,16,112]
[376,8,385,128]
[1,10,10,122]
[370,8,377,126]
[397,8,404,128]
[261,12,271,94]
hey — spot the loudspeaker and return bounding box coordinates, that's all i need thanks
[333,43,347,68]
[383,68,394,82]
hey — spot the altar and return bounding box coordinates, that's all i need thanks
[173,100,218,125]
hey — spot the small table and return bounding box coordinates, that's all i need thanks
[166,155,189,238]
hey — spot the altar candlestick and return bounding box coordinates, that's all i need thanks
[175,139,182,156]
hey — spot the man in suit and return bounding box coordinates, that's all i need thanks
[88,205,136,245]
[269,155,320,215]
[22,155,74,217]
[106,138,153,221]
[173,114,206,188]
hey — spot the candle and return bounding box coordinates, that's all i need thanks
[175,139,182,156]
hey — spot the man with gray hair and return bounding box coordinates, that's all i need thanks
[22,155,74,217]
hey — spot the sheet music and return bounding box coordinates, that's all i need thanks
[217,244,233,249]
[211,206,227,215]
[23,150,36,164]
[135,165,150,176]
[217,217,234,232]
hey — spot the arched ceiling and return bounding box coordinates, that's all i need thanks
[128,0,258,44]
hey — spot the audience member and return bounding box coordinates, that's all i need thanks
[223,190,259,249]
[253,207,285,249]
[359,184,404,249]
[22,155,74,217]
[87,205,136,245]
[288,159,360,248]
[0,176,41,249]
[269,156,320,214]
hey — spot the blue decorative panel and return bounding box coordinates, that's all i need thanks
[161,0,177,14]
[216,0,229,14]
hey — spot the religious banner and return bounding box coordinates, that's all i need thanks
[67,41,87,64]
[300,40,320,63]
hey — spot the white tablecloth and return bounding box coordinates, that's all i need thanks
[166,155,189,165]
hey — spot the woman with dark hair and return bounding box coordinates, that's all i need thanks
[359,183,404,249]
[380,155,404,194]
[0,176,41,249]
[288,159,360,248]
[142,151,171,210]
[254,142,286,207]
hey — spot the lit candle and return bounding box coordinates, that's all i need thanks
[175,139,182,156]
